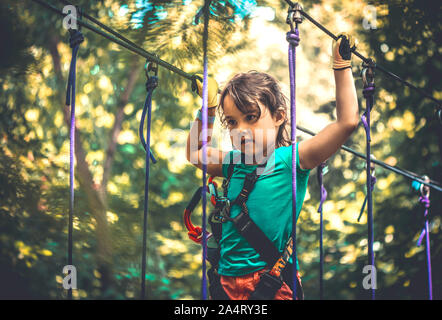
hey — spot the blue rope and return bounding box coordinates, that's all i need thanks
[200,0,211,300]
[317,163,327,300]
[140,75,158,299]
[65,28,84,300]
[361,81,376,300]
[287,26,300,302]
[139,103,157,163]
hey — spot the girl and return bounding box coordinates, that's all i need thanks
[186,33,359,300]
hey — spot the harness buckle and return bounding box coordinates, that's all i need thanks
[212,197,231,223]
[245,171,258,185]
[248,271,283,300]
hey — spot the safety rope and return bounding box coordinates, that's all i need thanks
[139,61,158,164]
[199,0,212,301]
[360,60,376,300]
[317,163,327,300]
[140,62,159,299]
[65,22,84,300]
[286,2,302,300]
[413,177,433,300]
[357,155,376,222]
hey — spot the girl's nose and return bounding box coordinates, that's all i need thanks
[237,122,252,134]
[238,126,252,138]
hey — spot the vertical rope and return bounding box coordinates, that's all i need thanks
[200,0,211,300]
[65,28,84,300]
[361,77,375,300]
[140,74,158,299]
[286,27,300,300]
[317,163,327,300]
[357,156,376,223]
[416,188,432,300]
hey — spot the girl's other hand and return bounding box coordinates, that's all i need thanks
[191,74,219,108]
[331,33,358,70]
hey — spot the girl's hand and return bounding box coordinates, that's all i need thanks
[299,34,359,170]
[331,33,358,70]
[191,74,219,108]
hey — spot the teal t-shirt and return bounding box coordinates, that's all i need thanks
[219,142,310,276]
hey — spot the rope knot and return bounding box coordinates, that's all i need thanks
[286,31,300,47]
[363,85,375,98]
[419,195,430,209]
[146,76,158,91]
[69,29,84,48]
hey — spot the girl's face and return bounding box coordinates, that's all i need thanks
[222,94,285,164]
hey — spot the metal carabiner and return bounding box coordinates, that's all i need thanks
[145,57,158,80]
[286,2,303,32]
[368,154,376,177]
[420,175,430,198]
[361,58,376,87]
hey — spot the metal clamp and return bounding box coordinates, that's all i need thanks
[420,175,430,198]
[145,57,158,80]
[212,197,231,223]
[361,58,376,87]
[367,154,376,177]
[286,2,303,31]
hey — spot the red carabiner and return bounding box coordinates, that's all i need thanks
[183,179,217,244]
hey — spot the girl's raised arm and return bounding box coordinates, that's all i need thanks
[186,76,226,177]
[299,33,360,170]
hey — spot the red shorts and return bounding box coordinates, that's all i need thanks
[218,269,301,300]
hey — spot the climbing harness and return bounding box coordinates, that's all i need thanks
[317,163,327,300]
[360,58,376,300]
[183,154,304,300]
[286,1,302,300]
[412,176,433,300]
[140,60,159,299]
[65,7,84,299]
[357,155,376,222]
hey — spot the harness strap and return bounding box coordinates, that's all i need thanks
[226,164,303,299]
[207,153,303,300]
[228,165,283,266]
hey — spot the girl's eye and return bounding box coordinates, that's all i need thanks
[227,119,237,126]
[246,115,257,121]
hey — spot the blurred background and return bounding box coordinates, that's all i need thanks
[0,0,441,299]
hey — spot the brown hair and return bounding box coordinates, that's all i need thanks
[217,71,291,148]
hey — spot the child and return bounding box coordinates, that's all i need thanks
[186,33,359,300]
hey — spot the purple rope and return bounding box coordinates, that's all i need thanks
[65,29,83,300]
[139,102,157,164]
[287,28,299,300]
[416,195,432,300]
[317,164,327,300]
[357,174,376,222]
[140,76,158,299]
[361,84,375,300]
[200,0,210,300]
